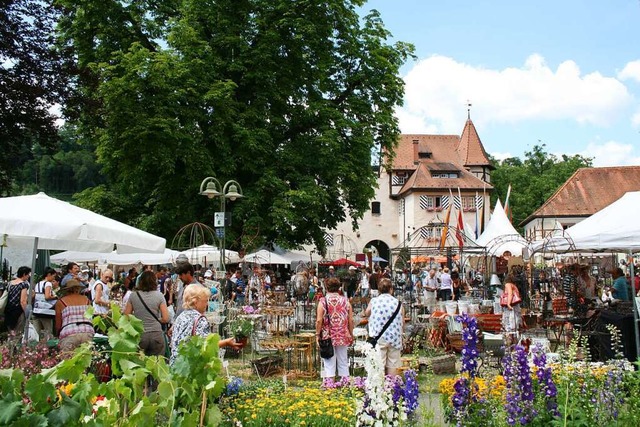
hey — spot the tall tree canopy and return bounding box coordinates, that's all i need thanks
[491,144,593,228]
[56,0,414,252]
[0,0,70,195]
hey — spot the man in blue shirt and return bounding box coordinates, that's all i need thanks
[610,267,631,301]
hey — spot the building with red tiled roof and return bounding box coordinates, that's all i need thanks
[522,166,640,240]
[321,117,494,263]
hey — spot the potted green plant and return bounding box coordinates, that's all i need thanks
[229,318,254,346]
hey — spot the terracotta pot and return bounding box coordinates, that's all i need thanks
[235,336,248,347]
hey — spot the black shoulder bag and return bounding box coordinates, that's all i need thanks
[318,297,334,359]
[367,300,402,348]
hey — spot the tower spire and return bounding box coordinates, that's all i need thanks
[466,100,472,120]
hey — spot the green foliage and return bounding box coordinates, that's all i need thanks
[228,318,254,339]
[0,305,226,426]
[618,359,640,427]
[491,144,592,228]
[0,0,72,195]
[54,0,414,250]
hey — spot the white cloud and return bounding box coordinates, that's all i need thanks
[631,110,640,128]
[579,140,640,167]
[492,152,514,162]
[618,60,640,82]
[398,54,633,134]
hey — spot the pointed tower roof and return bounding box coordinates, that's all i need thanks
[456,118,493,168]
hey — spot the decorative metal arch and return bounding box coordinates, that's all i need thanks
[325,233,358,260]
[170,222,221,251]
[483,234,529,257]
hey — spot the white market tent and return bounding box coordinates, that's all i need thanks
[0,192,166,341]
[529,190,640,358]
[181,244,241,267]
[0,193,166,254]
[476,200,527,256]
[530,191,640,253]
[243,249,291,265]
[50,250,109,264]
[51,248,180,266]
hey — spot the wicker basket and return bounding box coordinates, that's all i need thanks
[251,356,283,377]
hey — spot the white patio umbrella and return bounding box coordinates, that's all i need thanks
[181,244,241,267]
[106,248,180,265]
[0,193,165,253]
[50,250,111,265]
[0,192,166,341]
[243,249,291,265]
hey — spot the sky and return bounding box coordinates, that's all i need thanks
[360,0,640,167]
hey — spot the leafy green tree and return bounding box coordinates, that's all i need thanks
[491,144,592,229]
[16,126,104,198]
[0,0,71,195]
[56,0,414,251]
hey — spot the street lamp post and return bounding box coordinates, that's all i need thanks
[199,177,244,274]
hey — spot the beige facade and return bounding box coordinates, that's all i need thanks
[319,118,494,262]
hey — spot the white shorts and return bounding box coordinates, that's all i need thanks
[378,339,402,370]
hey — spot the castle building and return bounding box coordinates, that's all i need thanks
[323,116,494,263]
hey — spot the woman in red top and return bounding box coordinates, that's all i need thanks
[316,277,354,382]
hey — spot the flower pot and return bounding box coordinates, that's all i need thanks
[235,336,248,347]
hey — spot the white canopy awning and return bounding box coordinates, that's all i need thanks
[531,191,640,253]
[243,249,291,265]
[0,192,166,253]
[476,200,527,256]
[181,244,241,266]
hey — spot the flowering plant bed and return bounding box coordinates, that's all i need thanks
[439,313,636,426]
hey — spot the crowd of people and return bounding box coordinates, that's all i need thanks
[0,261,243,363]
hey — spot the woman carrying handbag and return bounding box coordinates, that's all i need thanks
[316,278,354,383]
[500,274,522,346]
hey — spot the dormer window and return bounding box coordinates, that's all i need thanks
[432,172,458,178]
[418,152,432,159]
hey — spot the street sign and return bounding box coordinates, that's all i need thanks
[215,228,225,238]
[214,212,225,227]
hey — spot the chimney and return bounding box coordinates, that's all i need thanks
[413,139,419,163]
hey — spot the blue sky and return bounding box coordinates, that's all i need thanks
[361,0,640,166]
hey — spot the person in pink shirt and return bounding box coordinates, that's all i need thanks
[316,277,354,382]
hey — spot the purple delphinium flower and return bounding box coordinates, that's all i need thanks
[456,313,480,379]
[503,345,535,425]
[450,314,483,426]
[532,345,559,419]
[386,374,404,405]
[403,370,420,416]
[595,362,625,423]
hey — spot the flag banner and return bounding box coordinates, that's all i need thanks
[473,191,483,239]
[456,210,464,249]
[439,204,452,250]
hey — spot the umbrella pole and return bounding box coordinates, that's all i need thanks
[23,237,38,345]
